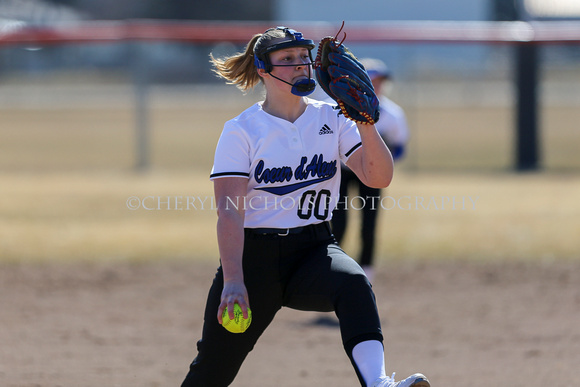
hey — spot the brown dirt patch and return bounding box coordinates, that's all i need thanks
[2,259,579,387]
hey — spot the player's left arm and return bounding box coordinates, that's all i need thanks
[346,122,394,188]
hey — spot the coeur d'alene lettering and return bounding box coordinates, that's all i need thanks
[253,154,337,195]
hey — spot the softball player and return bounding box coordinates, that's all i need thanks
[180,27,429,387]
[332,58,410,283]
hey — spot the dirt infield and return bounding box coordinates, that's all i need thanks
[2,258,579,387]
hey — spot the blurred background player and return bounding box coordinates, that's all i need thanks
[331,58,410,283]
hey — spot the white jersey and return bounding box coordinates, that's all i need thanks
[210,98,362,228]
[376,95,409,147]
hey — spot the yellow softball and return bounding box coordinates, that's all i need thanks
[221,304,252,333]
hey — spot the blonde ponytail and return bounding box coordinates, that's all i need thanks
[210,34,262,92]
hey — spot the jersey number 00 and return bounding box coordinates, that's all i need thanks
[297,189,332,220]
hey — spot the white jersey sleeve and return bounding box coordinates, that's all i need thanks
[210,120,251,179]
[339,117,362,163]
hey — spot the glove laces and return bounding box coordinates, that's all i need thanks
[334,20,347,48]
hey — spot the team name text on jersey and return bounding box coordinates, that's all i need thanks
[254,154,337,186]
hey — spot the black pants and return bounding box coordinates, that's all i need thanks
[181,222,383,387]
[332,168,382,266]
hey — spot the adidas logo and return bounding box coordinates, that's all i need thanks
[319,124,334,135]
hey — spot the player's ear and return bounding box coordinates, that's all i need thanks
[257,68,267,78]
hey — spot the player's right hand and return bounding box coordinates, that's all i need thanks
[218,280,250,324]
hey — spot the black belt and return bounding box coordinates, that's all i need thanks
[247,222,332,237]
